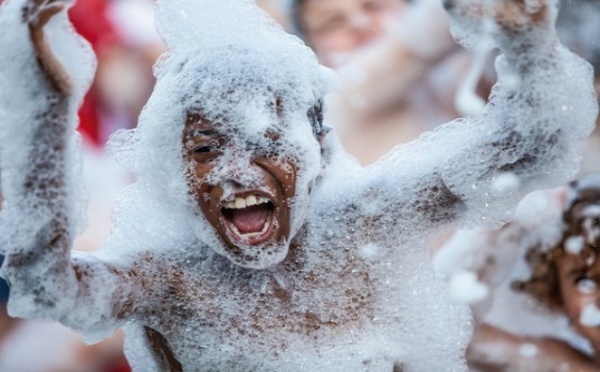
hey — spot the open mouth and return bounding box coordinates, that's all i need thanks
[220,194,277,245]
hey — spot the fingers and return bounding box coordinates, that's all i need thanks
[494,0,549,32]
[34,2,65,29]
[21,0,73,96]
[23,0,49,18]
[445,0,550,33]
[25,0,66,30]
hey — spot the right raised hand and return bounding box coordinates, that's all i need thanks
[443,0,557,50]
[22,0,72,95]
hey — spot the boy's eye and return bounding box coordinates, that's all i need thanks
[194,146,216,154]
[190,143,221,162]
[576,277,597,295]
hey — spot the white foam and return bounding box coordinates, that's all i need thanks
[580,304,600,327]
[454,39,492,117]
[449,271,490,304]
[519,343,538,357]
[492,172,521,193]
[565,236,585,255]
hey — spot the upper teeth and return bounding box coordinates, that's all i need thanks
[224,195,270,209]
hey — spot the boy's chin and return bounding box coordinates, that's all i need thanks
[219,242,290,270]
[190,217,290,269]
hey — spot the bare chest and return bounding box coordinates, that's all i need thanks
[144,249,377,369]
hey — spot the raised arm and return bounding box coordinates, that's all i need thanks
[354,0,598,235]
[0,0,147,336]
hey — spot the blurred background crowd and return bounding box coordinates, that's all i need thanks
[0,0,599,370]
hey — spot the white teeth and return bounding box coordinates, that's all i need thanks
[246,195,258,207]
[263,218,271,232]
[224,195,271,209]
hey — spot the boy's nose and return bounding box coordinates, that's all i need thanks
[222,180,245,193]
[221,156,264,188]
[349,14,379,46]
[222,165,245,185]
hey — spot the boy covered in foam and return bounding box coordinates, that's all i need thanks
[0,0,597,370]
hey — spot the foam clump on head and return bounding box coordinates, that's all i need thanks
[111,0,333,181]
[152,0,334,117]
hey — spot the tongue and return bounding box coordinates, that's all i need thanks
[230,205,270,234]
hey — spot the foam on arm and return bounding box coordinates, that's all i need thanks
[0,0,139,340]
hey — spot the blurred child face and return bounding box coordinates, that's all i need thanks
[557,252,600,353]
[556,203,600,353]
[298,0,406,67]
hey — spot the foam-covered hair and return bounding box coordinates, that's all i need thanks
[110,0,334,196]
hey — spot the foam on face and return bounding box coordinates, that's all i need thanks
[566,236,585,255]
[581,304,600,327]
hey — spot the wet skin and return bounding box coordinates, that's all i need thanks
[182,113,296,266]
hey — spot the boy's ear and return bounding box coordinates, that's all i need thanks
[318,126,334,170]
[317,126,332,146]
[308,99,324,137]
